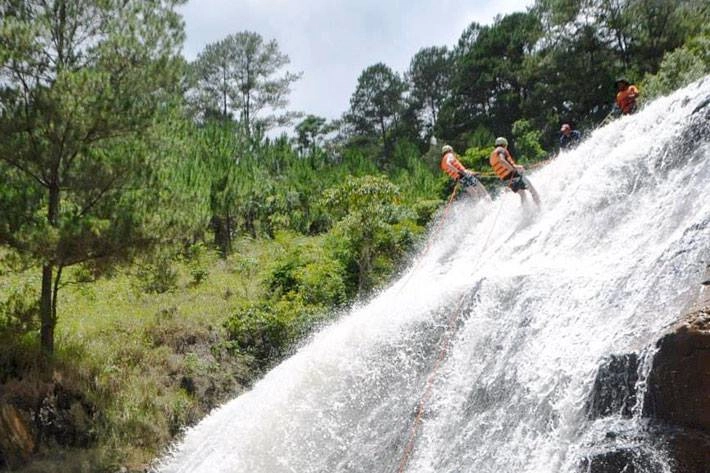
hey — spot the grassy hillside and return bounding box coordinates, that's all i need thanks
[0,239,298,471]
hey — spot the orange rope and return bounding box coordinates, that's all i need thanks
[419,183,460,256]
[393,183,460,295]
[396,292,467,473]
[395,196,504,472]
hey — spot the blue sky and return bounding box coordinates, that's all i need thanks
[179,0,533,124]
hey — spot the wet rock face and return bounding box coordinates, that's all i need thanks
[642,309,710,431]
[662,428,710,473]
[587,353,639,420]
[642,308,710,473]
[579,447,656,473]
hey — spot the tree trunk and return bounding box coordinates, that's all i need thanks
[212,215,232,257]
[40,264,54,355]
[40,182,61,355]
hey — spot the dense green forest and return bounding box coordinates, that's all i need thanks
[0,0,708,470]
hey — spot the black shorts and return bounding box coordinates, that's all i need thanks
[508,175,527,192]
[459,173,480,189]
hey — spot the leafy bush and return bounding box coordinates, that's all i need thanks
[134,255,179,294]
[0,283,39,336]
[321,176,423,294]
[642,31,710,100]
[462,145,494,173]
[512,119,547,163]
[223,301,293,363]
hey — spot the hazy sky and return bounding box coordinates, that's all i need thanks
[179,0,533,124]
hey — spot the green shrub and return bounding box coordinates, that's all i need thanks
[462,146,493,173]
[642,32,710,100]
[224,301,292,362]
[0,283,39,337]
[134,256,178,294]
[512,119,547,163]
[412,199,445,226]
[265,237,347,307]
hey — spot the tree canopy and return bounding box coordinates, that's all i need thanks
[189,31,302,137]
[0,0,198,354]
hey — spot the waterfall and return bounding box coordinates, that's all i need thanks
[155,77,710,473]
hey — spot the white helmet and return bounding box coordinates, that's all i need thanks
[495,137,508,147]
[441,145,453,154]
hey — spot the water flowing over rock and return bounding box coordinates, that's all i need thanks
[587,353,639,420]
[155,77,710,473]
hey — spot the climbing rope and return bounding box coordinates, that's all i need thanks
[395,195,505,473]
[419,183,460,257]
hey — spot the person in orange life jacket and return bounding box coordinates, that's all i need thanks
[559,123,582,149]
[614,78,639,115]
[440,145,491,201]
[489,137,541,207]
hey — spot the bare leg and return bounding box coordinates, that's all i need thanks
[522,176,541,207]
[465,183,491,202]
[476,183,492,202]
[517,190,527,205]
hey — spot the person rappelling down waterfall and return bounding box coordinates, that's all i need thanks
[440,145,492,201]
[489,137,541,207]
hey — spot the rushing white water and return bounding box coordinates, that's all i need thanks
[155,77,710,473]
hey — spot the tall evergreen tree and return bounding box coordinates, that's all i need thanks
[407,46,452,134]
[0,0,201,355]
[346,62,407,161]
[189,31,302,137]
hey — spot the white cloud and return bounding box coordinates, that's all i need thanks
[179,0,533,124]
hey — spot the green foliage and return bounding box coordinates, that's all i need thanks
[438,12,543,142]
[0,283,39,337]
[134,255,179,294]
[320,175,422,293]
[346,63,408,162]
[641,28,710,100]
[511,119,547,163]
[408,46,452,132]
[189,31,302,136]
[0,0,196,354]
[295,115,334,156]
[265,234,347,307]
[224,301,288,362]
[462,146,494,173]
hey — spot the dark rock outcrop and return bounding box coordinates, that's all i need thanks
[587,353,639,420]
[661,427,710,473]
[582,302,710,473]
[579,446,656,473]
[641,308,710,472]
[643,309,710,431]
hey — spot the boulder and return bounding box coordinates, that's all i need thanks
[579,442,660,473]
[662,427,710,473]
[643,308,710,431]
[587,353,639,419]
[642,308,710,471]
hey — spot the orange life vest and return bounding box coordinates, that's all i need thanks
[440,151,466,180]
[489,146,516,180]
[616,84,639,114]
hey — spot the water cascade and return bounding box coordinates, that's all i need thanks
[156,77,710,473]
